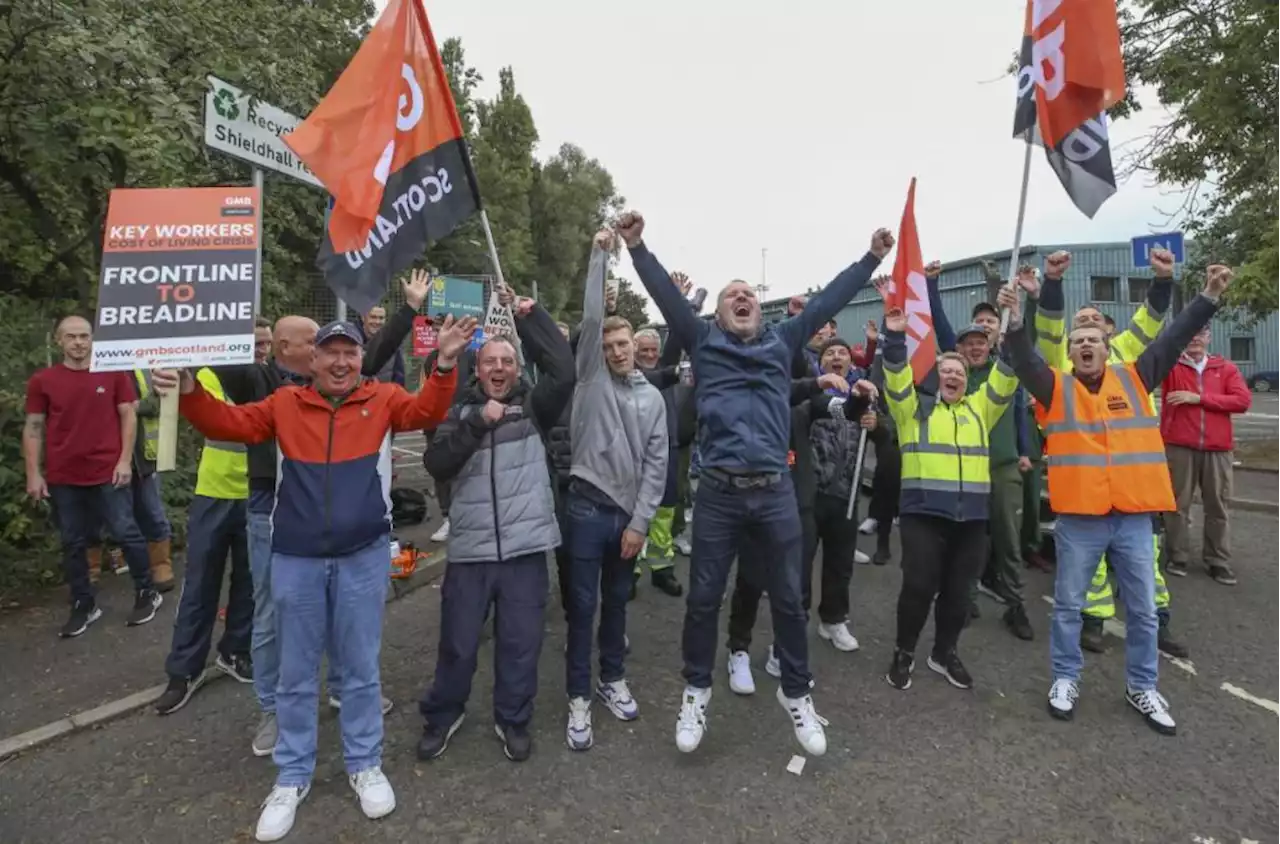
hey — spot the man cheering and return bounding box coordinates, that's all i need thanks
[563,229,668,751]
[616,210,892,756]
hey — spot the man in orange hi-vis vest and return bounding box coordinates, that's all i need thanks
[1000,264,1233,738]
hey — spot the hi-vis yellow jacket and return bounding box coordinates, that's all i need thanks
[1034,301,1164,371]
[194,368,248,500]
[884,354,1019,522]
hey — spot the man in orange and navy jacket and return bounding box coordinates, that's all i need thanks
[153,314,474,841]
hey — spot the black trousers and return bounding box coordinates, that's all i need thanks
[813,493,861,625]
[868,427,901,543]
[895,515,988,657]
[726,505,817,653]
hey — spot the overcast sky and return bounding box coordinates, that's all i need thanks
[381,0,1183,316]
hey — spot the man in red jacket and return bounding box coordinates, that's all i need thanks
[1159,326,1252,585]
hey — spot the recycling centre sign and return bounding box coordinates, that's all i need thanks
[203,76,323,188]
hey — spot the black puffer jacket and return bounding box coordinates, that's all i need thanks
[809,395,873,500]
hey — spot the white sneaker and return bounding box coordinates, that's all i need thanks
[764,645,782,679]
[566,697,593,750]
[854,549,871,564]
[675,686,711,753]
[727,650,756,695]
[256,784,310,842]
[858,517,878,535]
[1047,679,1079,720]
[597,679,639,721]
[818,621,860,652]
[776,687,828,756]
[1126,686,1176,735]
[349,767,396,820]
[673,535,692,556]
[430,519,450,543]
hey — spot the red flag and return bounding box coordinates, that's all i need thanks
[284,0,479,313]
[1021,0,1125,150]
[884,178,935,384]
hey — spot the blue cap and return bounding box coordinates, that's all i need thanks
[315,320,364,347]
[956,323,991,343]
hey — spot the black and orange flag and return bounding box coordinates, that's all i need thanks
[1012,0,1126,218]
[285,0,479,313]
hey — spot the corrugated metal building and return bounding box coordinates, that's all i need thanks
[759,241,1277,377]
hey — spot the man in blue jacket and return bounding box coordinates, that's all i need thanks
[615,210,892,757]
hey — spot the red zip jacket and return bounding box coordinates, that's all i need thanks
[181,369,457,557]
[1159,354,1251,452]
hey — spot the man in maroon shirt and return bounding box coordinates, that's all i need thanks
[24,316,162,637]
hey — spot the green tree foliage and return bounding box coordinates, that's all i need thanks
[1113,0,1275,315]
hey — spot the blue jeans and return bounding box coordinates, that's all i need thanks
[49,483,153,604]
[1051,513,1159,690]
[564,488,632,699]
[684,471,812,698]
[271,538,390,787]
[247,490,277,712]
[130,472,171,542]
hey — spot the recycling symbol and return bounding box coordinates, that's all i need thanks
[213,88,239,120]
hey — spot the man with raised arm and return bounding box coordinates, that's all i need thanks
[615,210,892,756]
[1001,263,1233,736]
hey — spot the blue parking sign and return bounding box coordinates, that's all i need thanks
[1131,232,1185,267]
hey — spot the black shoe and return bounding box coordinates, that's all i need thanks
[59,601,102,638]
[1165,559,1188,578]
[651,568,684,597]
[417,714,465,761]
[494,722,532,762]
[215,652,253,684]
[873,537,892,566]
[1080,616,1107,653]
[1208,564,1237,586]
[154,674,205,715]
[1003,604,1035,641]
[1157,619,1190,659]
[927,650,974,690]
[126,589,162,627]
[885,648,914,690]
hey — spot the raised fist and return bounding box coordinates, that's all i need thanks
[1015,264,1040,298]
[1149,247,1175,278]
[593,228,617,252]
[1044,250,1071,280]
[870,228,895,259]
[996,284,1021,322]
[787,295,807,316]
[514,296,537,318]
[496,281,515,307]
[615,211,645,248]
[884,307,907,333]
[871,275,893,299]
[1203,264,1233,299]
[924,260,942,279]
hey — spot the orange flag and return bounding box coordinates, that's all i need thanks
[883,178,936,384]
[1022,0,1126,150]
[284,0,479,312]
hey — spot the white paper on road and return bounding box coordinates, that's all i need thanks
[786,755,806,776]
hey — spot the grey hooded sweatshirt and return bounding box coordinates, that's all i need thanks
[569,245,669,536]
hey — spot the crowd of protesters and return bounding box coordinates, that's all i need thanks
[22,214,1248,840]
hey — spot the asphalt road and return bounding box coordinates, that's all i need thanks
[1,494,1276,844]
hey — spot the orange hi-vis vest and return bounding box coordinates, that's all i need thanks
[1035,362,1175,516]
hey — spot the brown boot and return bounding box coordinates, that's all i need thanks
[149,539,176,593]
[87,546,103,585]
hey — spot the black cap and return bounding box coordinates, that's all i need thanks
[956,323,990,343]
[314,320,364,347]
[972,301,999,319]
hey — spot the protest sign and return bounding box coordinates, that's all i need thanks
[91,187,259,372]
[483,290,516,339]
[426,275,485,319]
[412,316,438,356]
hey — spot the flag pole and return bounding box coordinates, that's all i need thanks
[477,208,507,292]
[1000,131,1035,335]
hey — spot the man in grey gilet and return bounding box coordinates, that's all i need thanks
[563,230,668,751]
[416,294,575,764]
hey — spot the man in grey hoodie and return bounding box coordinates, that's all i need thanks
[563,229,669,751]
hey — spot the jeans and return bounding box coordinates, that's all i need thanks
[165,496,252,678]
[247,490,278,712]
[685,471,811,698]
[896,515,987,656]
[272,538,390,787]
[553,479,572,622]
[420,555,549,729]
[564,490,632,699]
[1051,513,1159,690]
[726,505,816,652]
[132,472,171,542]
[49,483,153,604]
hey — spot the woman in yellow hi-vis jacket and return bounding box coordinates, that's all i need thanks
[880,305,1020,693]
[1028,251,1187,659]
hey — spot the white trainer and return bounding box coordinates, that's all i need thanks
[349,767,396,820]
[430,518,450,543]
[818,621,860,652]
[727,650,756,695]
[675,686,711,753]
[597,679,640,721]
[565,697,593,751]
[674,534,692,556]
[764,644,782,679]
[1047,678,1079,721]
[854,549,871,564]
[1127,686,1176,735]
[776,687,828,756]
[858,517,878,535]
[255,784,310,842]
